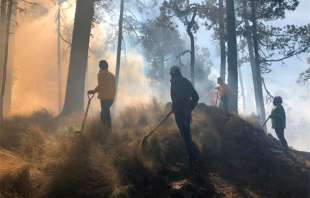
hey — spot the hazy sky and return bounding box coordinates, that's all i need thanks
[193,0,310,151]
[262,0,310,151]
[238,0,310,151]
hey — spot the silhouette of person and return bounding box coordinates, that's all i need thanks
[216,77,229,112]
[269,96,288,149]
[88,60,116,129]
[170,66,200,171]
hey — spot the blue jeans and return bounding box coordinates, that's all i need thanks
[100,100,113,129]
[174,110,200,168]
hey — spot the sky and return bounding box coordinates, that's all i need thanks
[242,0,310,151]
[262,0,310,151]
[230,0,310,151]
[188,0,310,151]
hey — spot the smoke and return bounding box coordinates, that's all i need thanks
[10,2,63,115]
[86,49,156,117]
[10,0,157,116]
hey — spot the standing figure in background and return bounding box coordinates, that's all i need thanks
[88,60,116,130]
[269,96,288,149]
[170,66,200,172]
[216,77,229,112]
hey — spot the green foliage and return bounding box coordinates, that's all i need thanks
[160,0,217,31]
[255,0,299,20]
[140,14,214,84]
[235,0,308,72]
[140,15,185,81]
[260,24,310,63]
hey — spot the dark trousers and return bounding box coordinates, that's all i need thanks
[275,128,288,149]
[100,100,113,129]
[175,111,200,168]
[220,95,228,112]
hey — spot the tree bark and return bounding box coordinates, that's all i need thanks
[226,0,238,113]
[61,0,94,116]
[186,7,197,87]
[238,64,246,113]
[115,0,124,92]
[4,0,16,115]
[0,0,13,125]
[245,29,261,115]
[219,0,226,80]
[250,0,266,123]
[242,0,265,123]
[0,0,6,69]
[57,0,62,113]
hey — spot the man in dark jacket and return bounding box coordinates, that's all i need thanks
[269,96,288,149]
[170,66,200,170]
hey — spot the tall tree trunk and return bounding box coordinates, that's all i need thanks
[57,0,62,113]
[242,0,265,122]
[219,0,226,80]
[250,0,266,123]
[4,0,16,115]
[226,0,238,113]
[186,7,197,87]
[238,64,246,113]
[0,0,5,121]
[61,0,94,116]
[0,0,13,125]
[115,0,124,92]
[245,31,261,116]
[0,0,6,69]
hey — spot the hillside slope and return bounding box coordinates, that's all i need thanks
[0,104,309,198]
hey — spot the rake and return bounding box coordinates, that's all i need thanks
[140,110,173,149]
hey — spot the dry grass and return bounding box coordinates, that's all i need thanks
[0,150,32,198]
[0,104,309,198]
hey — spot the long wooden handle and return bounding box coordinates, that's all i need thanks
[262,117,270,127]
[141,110,173,145]
[80,94,95,133]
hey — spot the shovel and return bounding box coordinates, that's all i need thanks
[76,93,95,134]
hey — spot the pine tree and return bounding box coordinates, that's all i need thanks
[0,0,13,125]
[61,0,95,116]
[226,0,238,113]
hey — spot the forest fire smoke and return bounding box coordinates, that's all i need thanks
[87,50,155,117]
[11,2,63,115]
[9,0,155,116]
